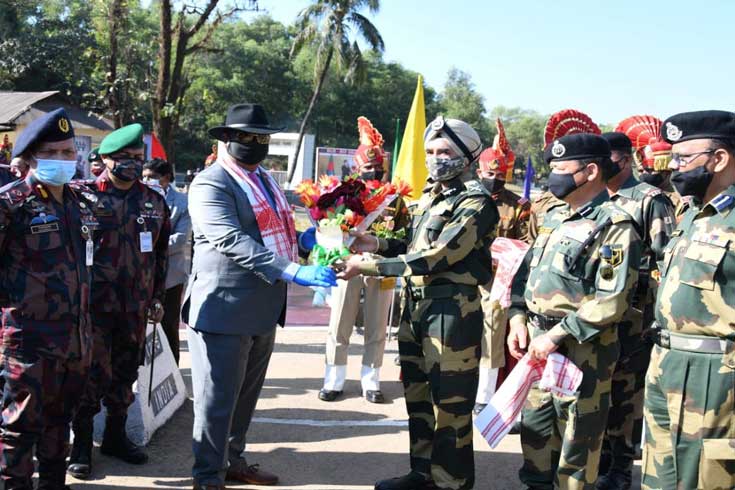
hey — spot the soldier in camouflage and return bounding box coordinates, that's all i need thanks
[340,116,498,490]
[508,133,642,490]
[526,189,565,242]
[0,109,96,490]
[594,132,675,490]
[68,124,170,479]
[642,110,735,490]
[473,118,531,414]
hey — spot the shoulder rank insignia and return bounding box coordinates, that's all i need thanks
[711,194,734,213]
[611,213,629,224]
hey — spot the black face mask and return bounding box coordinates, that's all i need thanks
[227,142,269,165]
[547,167,587,200]
[607,158,625,178]
[639,172,664,188]
[671,165,714,200]
[361,170,384,181]
[481,177,505,194]
[111,159,143,182]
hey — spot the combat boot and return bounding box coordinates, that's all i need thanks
[38,459,71,489]
[100,415,148,465]
[67,417,94,479]
[595,468,632,490]
[374,472,437,490]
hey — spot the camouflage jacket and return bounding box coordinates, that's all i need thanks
[526,190,565,242]
[359,177,499,288]
[492,186,531,241]
[509,191,642,343]
[0,175,97,359]
[655,184,735,342]
[89,171,170,313]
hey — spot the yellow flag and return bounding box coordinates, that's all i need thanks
[392,75,427,201]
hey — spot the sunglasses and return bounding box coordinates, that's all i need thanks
[230,132,271,145]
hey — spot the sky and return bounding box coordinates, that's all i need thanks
[262,0,735,125]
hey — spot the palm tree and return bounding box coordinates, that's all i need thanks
[287,0,384,186]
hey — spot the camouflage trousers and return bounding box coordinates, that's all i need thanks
[642,344,735,490]
[397,288,482,490]
[75,311,147,419]
[520,326,619,490]
[0,351,89,489]
[599,307,650,476]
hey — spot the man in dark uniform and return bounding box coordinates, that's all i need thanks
[596,132,675,490]
[68,124,170,479]
[340,116,499,490]
[474,118,531,414]
[0,108,96,489]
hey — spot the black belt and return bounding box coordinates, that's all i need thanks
[527,312,563,331]
[407,283,478,301]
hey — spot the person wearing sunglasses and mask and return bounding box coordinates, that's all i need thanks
[184,104,335,490]
[87,147,105,177]
[338,116,499,490]
[507,133,642,490]
[594,132,675,490]
[68,123,171,479]
[0,108,98,490]
[319,117,409,404]
[641,110,735,490]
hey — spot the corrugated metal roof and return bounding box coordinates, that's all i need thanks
[0,91,59,125]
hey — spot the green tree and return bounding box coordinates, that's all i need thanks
[438,68,491,145]
[489,106,548,176]
[288,0,385,184]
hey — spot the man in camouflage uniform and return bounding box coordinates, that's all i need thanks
[507,133,642,490]
[320,117,410,404]
[473,118,531,414]
[0,109,96,489]
[526,188,565,242]
[340,116,499,490]
[68,124,170,479]
[642,110,735,490]
[594,132,675,490]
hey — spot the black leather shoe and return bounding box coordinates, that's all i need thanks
[365,390,385,403]
[100,415,148,465]
[375,472,434,490]
[473,403,487,415]
[68,417,94,479]
[318,389,342,402]
[595,469,632,490]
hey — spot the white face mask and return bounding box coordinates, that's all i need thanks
[34,159,77,186]
[143,177,166,197]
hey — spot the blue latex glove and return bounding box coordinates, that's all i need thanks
[293,265,337,288]
[299,226,317,251]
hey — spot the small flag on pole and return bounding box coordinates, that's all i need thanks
[391,118,401,177]
[523,156,535,200]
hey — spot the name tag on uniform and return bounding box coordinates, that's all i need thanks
[140,231,153,253]
[30,222,59,234]
[86,239,94,266]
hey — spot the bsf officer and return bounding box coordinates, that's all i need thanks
[320,117,409,403]
[642,110,735,490]
[473,125,531,413]
[508,133,642,490]
[340,116,499,490]
[68,124,171,479]
[0,109,96,489]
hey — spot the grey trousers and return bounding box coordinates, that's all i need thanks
[188,326,276,486]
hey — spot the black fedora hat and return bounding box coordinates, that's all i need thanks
[208,103,285,140]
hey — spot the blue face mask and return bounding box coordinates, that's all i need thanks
[34,159,77,186]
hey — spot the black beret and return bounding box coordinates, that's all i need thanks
[12,108,75,158]
[662,110,735,144]
[601,132,632,153]
[544,133,611,165]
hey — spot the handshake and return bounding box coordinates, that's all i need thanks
[294,227,383,288]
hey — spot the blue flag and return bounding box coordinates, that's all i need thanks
[523,156,535,200]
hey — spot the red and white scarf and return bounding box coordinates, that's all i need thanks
[218,153,298,262]
[474,352,583,448]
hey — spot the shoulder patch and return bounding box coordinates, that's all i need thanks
[611,213,630,224]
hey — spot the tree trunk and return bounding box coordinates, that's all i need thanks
[287,48,333,187]
[152,0,173,157]
[106,0,124,128]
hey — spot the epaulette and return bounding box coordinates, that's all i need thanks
[0,179,32,207]
[464,179,492,199]
[711,193,735,213]
[611,212,631,224]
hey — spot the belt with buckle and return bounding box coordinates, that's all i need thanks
[649,323,733,354]
[527,312,563,331]
[407,283,478,301]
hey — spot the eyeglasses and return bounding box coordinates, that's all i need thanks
[231,132,271,145]
[670,149,716,167]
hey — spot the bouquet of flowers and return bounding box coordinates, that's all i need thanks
[295,175,412,266]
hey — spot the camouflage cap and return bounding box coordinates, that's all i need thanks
[99,123,145,155]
